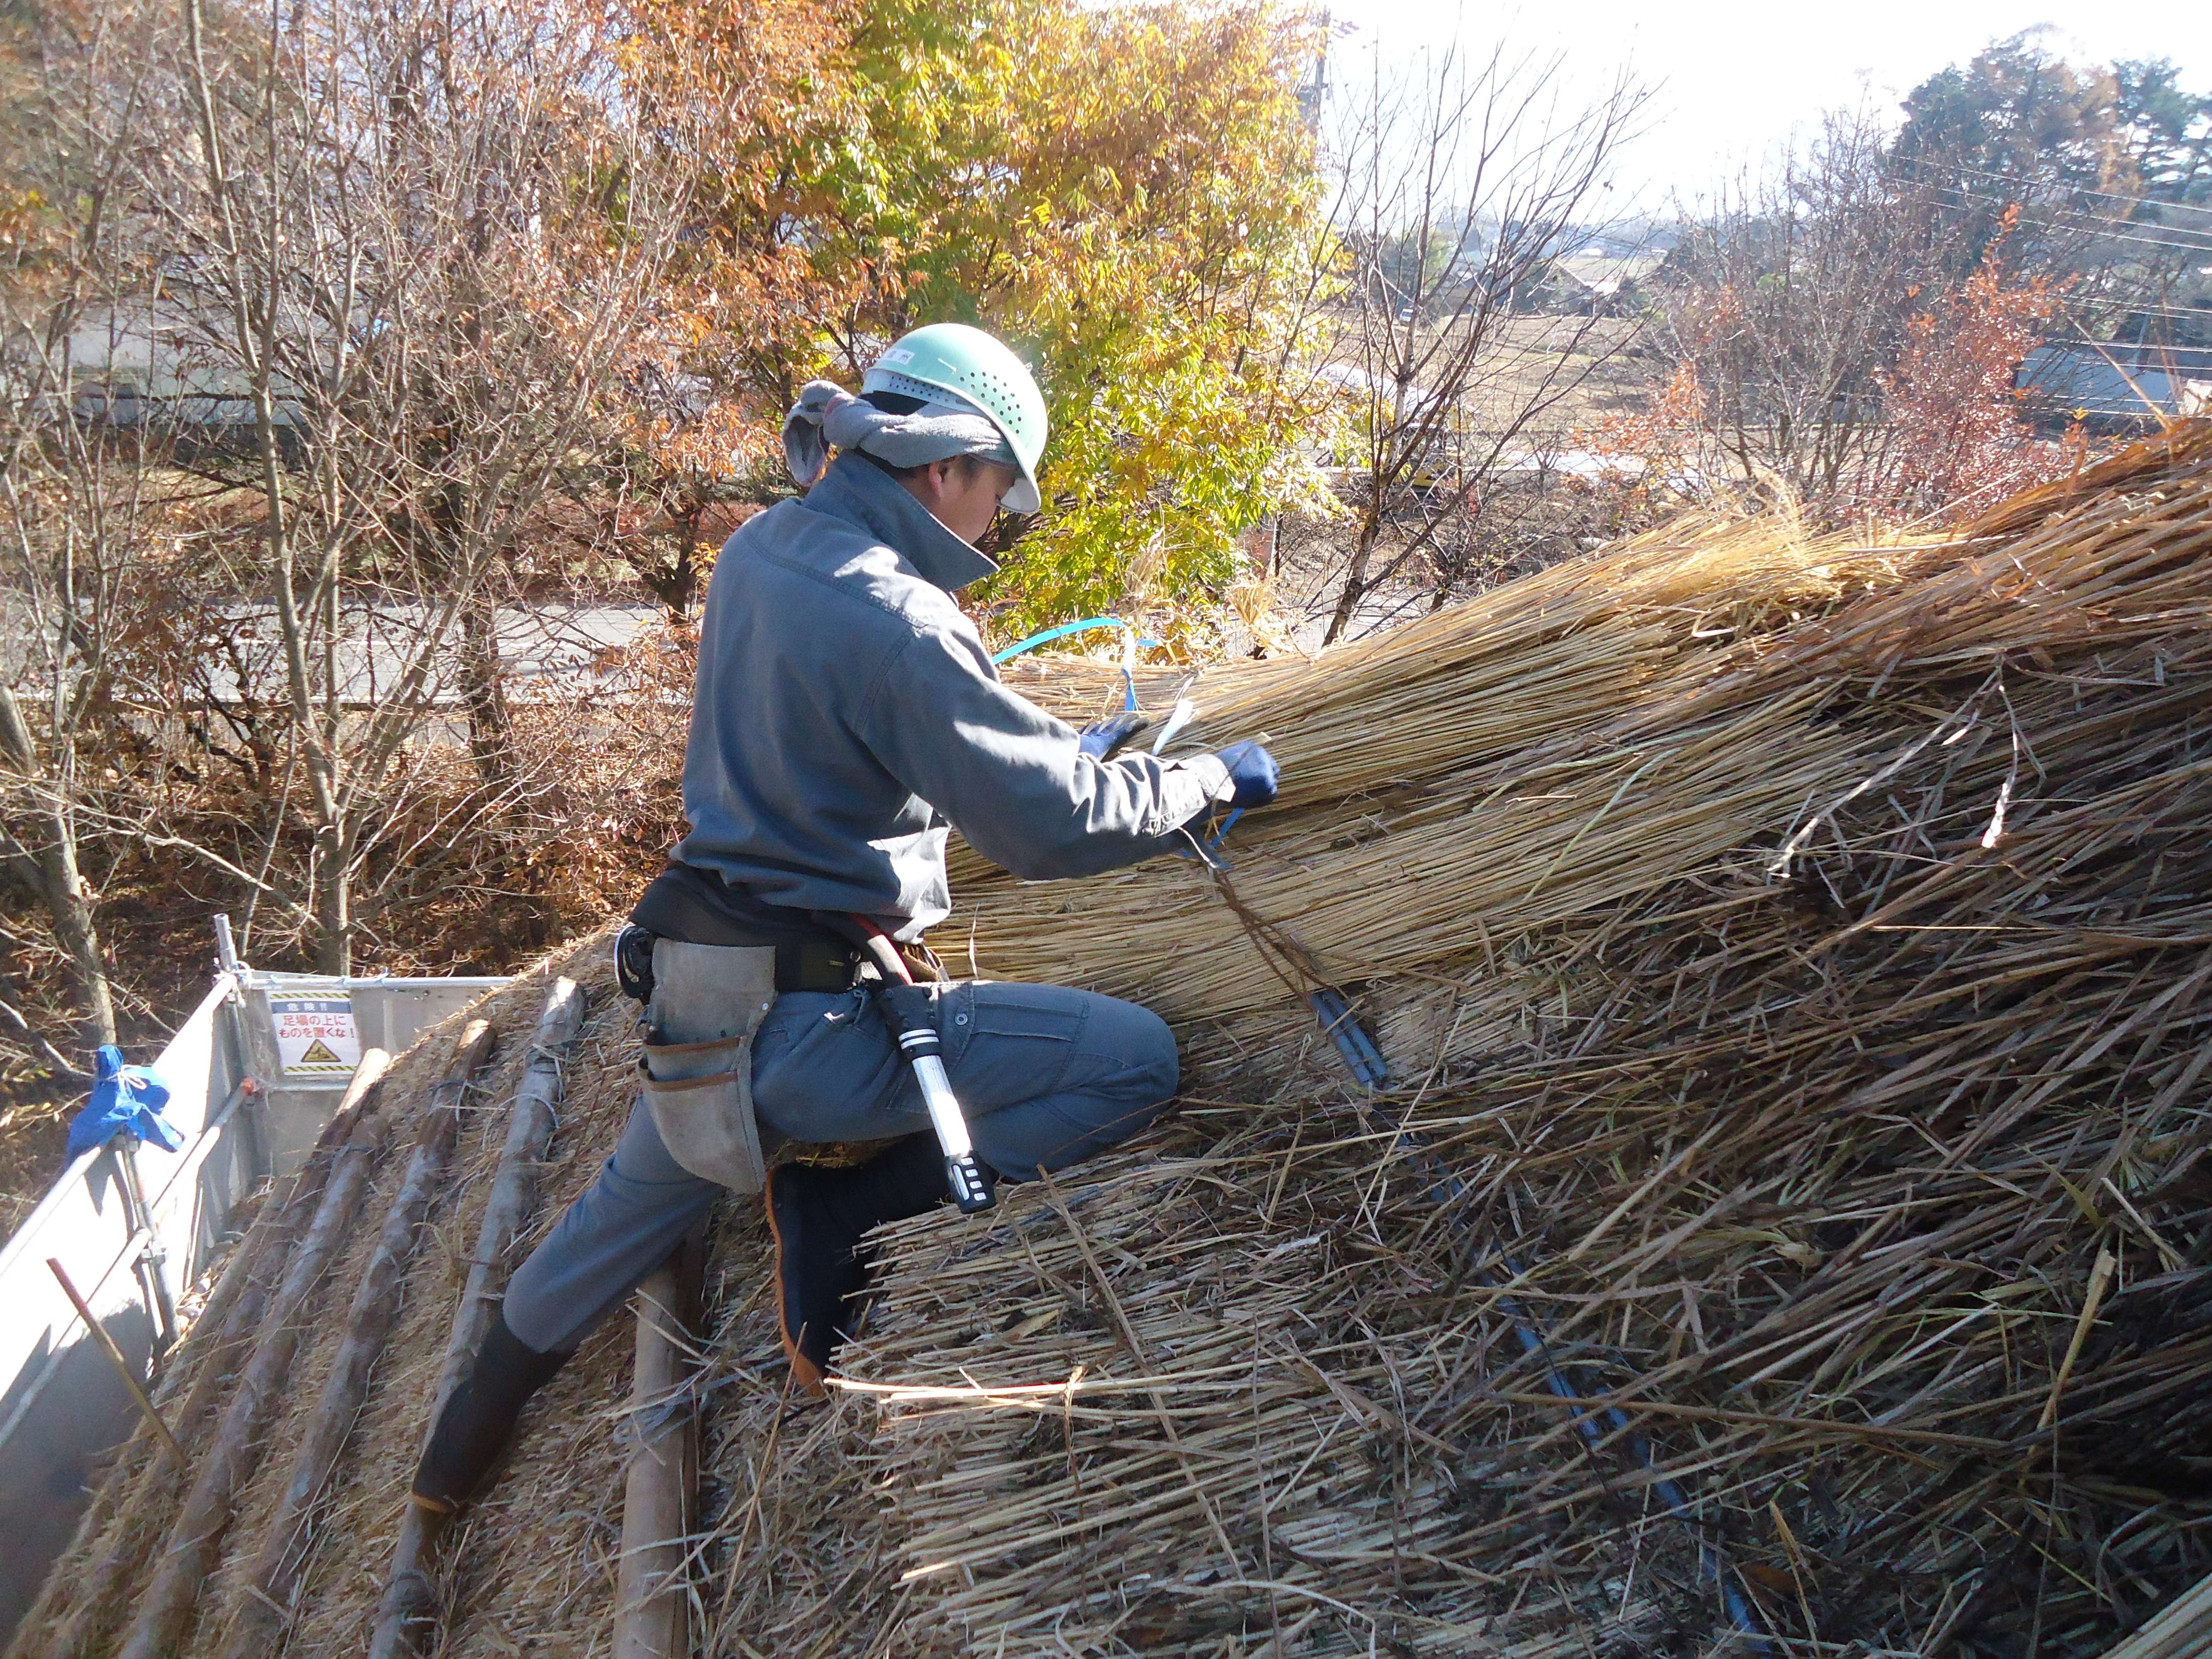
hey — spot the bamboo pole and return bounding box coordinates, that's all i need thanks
[113,1071,393,1659]
[42,1259,184,1466]
[182,1049,393,1395]
[367,978,584,1659]
[215,1020,497,1659]
[613,1238,702,1659]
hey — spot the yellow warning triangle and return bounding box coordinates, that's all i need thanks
[299,1038,344,1066]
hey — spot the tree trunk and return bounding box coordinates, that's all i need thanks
[459,598,514,789]
[314,823,352,975]
[0,684,117,1054]
[1322,511,1386,647]
[36,837,117,1052]
[667,507,702,621]
[1,830,118,1055]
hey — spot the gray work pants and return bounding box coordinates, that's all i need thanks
[503,980,1177,1352]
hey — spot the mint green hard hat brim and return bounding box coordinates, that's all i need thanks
[864,323,1049,515]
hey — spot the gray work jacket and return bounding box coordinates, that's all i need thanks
[672,454,1229,936]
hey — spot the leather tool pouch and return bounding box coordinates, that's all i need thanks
[639,940,776,1193]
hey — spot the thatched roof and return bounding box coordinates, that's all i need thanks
[12,426,2212,1658]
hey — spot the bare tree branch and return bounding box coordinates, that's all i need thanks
[1312,37,1651,641]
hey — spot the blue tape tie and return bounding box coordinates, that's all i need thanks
[990,616,1161,665]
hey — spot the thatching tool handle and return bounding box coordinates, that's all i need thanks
[854,920,995,1213]
[1305,988,1390,1091]
[1148,695,1197,754]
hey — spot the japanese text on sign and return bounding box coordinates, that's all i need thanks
[271,997,360,1080]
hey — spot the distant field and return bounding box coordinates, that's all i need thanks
[1300,312,1663,442]
[1460,313,1660,433]
[1271,312,1667,638]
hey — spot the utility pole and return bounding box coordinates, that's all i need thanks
[1298,10,1331,134]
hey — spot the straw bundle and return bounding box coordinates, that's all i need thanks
[2097,1570,2212,1659]
[9,425,2211,1658]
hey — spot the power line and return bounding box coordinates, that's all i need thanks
[2040,334,2212,358]
[1932,184,2212,259]
[1929,159,2212,220]
[1935,183,2212,252]
[2065,301,2212,326]
[2051,291,2212,320]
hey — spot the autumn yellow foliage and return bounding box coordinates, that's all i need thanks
[612,0,1337,635]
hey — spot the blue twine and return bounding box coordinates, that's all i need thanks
[991,616,1158,712]
[990,616,1160,665]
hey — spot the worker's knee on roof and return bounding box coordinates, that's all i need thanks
[975,1087,1170,1179]
[955,982,1177,1083]
[1090,995,1179,1105]
[961,991,1178,1178]
[951,983,1178,1103]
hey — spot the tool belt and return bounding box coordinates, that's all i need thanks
[618,863,944,1189]
[626,863,858,992]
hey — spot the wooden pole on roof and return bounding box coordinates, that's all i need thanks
[613,1237,704,1659]
[367,977,583,1659]
[212,1019,497,1659]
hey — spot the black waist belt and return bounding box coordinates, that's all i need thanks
[628,864,859,993]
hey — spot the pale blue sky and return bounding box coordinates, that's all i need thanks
[1330,3,2212,208]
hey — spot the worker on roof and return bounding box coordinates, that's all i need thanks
[410,322,1280,1514]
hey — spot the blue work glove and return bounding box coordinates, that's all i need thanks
[1077,711,1148,760]
[1213,740,1281,810]
[65,1045,182,1162]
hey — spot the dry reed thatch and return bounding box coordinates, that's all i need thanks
[850,425,2212,1655]
[10,424,2212,1658]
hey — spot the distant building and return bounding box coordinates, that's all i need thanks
[1555,250,1666,299]
[2017,343,2212,431]
[1,262,302,443]
[1517,249,1665,316]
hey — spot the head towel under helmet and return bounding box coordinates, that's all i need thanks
[781,382,1013,497]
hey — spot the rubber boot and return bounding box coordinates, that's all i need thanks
[409,1307,575,1513]
[767,1133,949,1394]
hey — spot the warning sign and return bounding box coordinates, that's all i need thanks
[271,997,361,1081]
